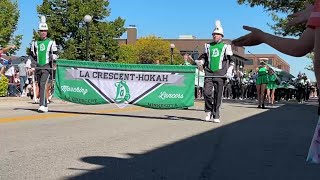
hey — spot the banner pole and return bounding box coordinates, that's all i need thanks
[197,67,200,99]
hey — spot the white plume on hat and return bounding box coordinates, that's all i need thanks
[213,20,224,36]
[38,15,48,31]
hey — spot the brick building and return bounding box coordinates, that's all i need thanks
[117,26,248,70]
[117,26,290,73]
[244,54,290,73]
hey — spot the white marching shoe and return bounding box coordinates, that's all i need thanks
[205,112,213,122]
[213,119,220,123]
[34,98,39,104]
[38,106,48,113]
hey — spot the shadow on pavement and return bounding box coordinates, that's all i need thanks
[63,103,320,180]
[13,108,204,122]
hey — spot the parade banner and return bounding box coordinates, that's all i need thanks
[54,60,196,109]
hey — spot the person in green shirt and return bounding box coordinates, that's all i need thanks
[183,54,193,66]
[256,61,268,109]
[267,68,278,106]
[31,16,58,113]
[195,20,234,123]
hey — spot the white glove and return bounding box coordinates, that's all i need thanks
[51,54,58,60]
[226,66,234,78]
[195,59,204,66]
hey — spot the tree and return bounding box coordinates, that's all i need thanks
[135,36,183,65]
[36,0,126,61]
[116,36,184,65]
[237,0,315,70]
[117,36,184,65]
[0,0,22,55]
[237,0,314,36]
[117,44,138,64]
[305,53,315,71]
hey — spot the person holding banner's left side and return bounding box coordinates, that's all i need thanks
[31,16,58,113]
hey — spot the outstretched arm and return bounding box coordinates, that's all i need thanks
[0,45,16,54]
[232,26,314,57]
[262,28,314,57]
[233,2,315,57]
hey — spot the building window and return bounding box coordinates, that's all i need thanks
[268,59,273,65]
[278,65,282,69]
[244,59,253,65]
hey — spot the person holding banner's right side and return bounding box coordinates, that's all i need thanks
[195,20,234,123]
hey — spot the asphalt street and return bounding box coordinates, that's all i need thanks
[0,97,319,180]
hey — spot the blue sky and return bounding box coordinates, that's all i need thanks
[16,0,315,81]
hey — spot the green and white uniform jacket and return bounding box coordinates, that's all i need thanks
[31,38,58,66]
[203,41,233,77]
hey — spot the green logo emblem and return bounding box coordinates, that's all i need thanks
[40,43,45,51]
[212,48,219,57]
[115,81,131,103]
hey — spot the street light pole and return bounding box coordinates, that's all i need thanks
[84,15,92,61]
[86,22,90,61]
[86,22,90,60]
[170,43,175,65]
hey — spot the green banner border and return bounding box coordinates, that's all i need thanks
[56,59,196,73]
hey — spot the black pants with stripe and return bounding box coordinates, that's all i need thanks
[36,64,51,107]
[204,78,224,119]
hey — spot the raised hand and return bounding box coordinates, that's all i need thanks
[232,26,266,47]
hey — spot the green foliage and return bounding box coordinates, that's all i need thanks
[135,36,183,65]
[237,0,316,70]
[0,0,22,55]
[305,52,315,71]
[237,0,315,36]
[0,75,8,97]
[116,36,183,65]
[36,0,126,61]
[117,44,138,64]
